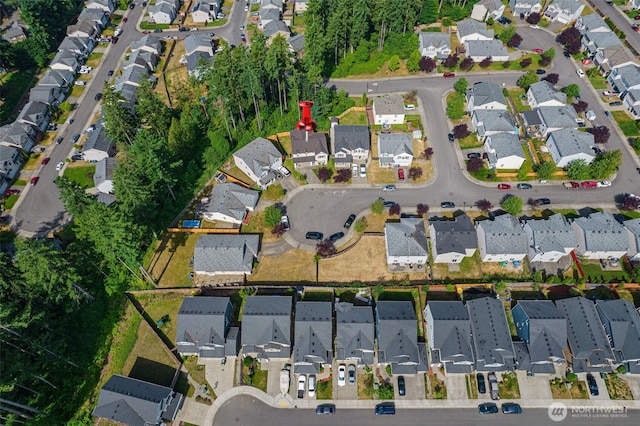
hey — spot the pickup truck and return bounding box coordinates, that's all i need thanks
[488,372,500,400]
[563,182,580,189]
[280,365,290,394]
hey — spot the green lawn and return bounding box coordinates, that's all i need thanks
[588,73,608,90]
[3,194,20,209]
[316,378,333,399]
[85,52,104,68]
[140,21,170,30]
[458,133,483,149]
[581,261,630,283]
[340,110,367,125]
[0,68,37,122]
[508,88,530,112]
[611,110,639,136]
[63,165,95,188]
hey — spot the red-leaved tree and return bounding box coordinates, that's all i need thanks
[453,123,471,139]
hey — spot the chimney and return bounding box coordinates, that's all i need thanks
[296,101,316,131]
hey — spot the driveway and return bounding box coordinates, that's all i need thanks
[333,363,357,400]
[202,356,237,397]
[444,373,469,400]
[394,373,424,400]
[516,371,553,401]
[266,359,290,397]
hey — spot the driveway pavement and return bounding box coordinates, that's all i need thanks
[202,356,237,396]
[444,374,468,400]
[395,373,424,400]
[516,371,553,401]
[266,359,289,396]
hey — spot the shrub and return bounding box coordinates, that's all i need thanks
[479,57,492,69]
[443,54,459,69]
[354,218,367,232]
[408,167,423,181]
[621,194,640,211]
[519,57,533,68]
[502,60,511,68]
[535,161,556,179]
[446,283,455,292]
[507,33,523,48]
[333,168,351,183]
[453,123,471,139]
[559,27,580,45]
[453,77,468,94]
[419,56,436,73]
[317,167,333,182]
[539,56,551,67]
[264,206,283,227]
[389,204,401,216]
[421,147,434,160]
[271,223,285,236]
[460,57,474,71]
[316,240,336,257]
[573,100,589,114]
[501,195,523,216]
[467,157,483,172]
[417,203,429,216]
[371,199,384,214]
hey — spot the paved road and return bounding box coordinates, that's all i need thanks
[591,0,640,55]
[212,394,637,426]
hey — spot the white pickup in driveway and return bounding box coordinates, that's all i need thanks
[280,366,290,394]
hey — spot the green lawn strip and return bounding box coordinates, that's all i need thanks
[0,69,37,122]
[581,261,629,283]
[508,88,530,112]
[316,378,333,399]
[139,21,170,30]
[498,372,520,399]
[458,133,483,149]
[611,110,639,136]
[588,73,608,89]
[63,165,96,188]
[3,194,20,209]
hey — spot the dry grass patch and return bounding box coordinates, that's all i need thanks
[362,212,389,232]
[145,232,200,288]
[135,291,186,344]
[367,163,396,184]
[604,374,634,400]
[426,374,447,399]
[222,164,254,187]
[248,249,316,283]
[467,374,478,399]
[408,160,431,183]
[241,211,280,243]
[358,372,375,399]
[23,152,46,170]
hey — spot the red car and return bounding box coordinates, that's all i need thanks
[30,176,39,186]
[398,168,405,181]
[498,183,511,190]
[443,72,456,78]
[123,17,128,23]
[4,189,20,197]
[41,157,50,165]
[581,181,597,188]
[533,48,544,54]
[635,14,640,20]
[633,25,640,32]
[142,30,150,34]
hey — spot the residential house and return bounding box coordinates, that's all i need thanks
[537,105,579,137]
[259,9,281,28]
[471,0,505,22]
[86,0,117,13]
[377,133,413,168]
[130,35,162,56]
[287,34,305,58]
[418,32,451,59]
[148,0,179,24]
[294,302,333,375]
[594,45,635,75]
[522,214,577,263]
[82,120,116,162]
[2,21,26,43]
[241,295,292,360]
[28,86,63,106]
[606,62,640,94]
[467,81,508,112]
[633,0,640,9]
[192,0,220,23]
[571,212,629,260]
[50,50,81,73]
[527,81,567,108]
[384,218,429,267]
[471,109,515,140]
[467,297,516,371]
[0,145,24,183]
[622,88,640,119]
[456,19,494,43]
[186,51,213,79]
[92,375,183,426]
[113,82,139,104]
[261,0,284,11]
[544,0,585,24]
[424,301,474,373]
[596,299,640,374]
[16,101,51,133]
[372,95,406,125]
[555,297,614,372]
[546,128,595,167]
[476,214,528,262]
[123,49,159,72]
[290,129,329,169]
[232,137,283,189]
[264,20,290,42]
[521,109,544,136]
[511,300,568,374]
[464,39,509,62]
[175,296,238,358]
[95,192,117,206]
[484,132,526,170]
[376,301,425,374]
[78,8,109,28]
[576,13,610,35]
[428,214,478,264]
[509,0,542,16]
[114,66,149,88]
[295,0,310,12]
[183,34,214,57]
[0,122,38,152]
[335,302,375,365]
[329,122,370,168]
[93,157,117,194]
[200,182,259,225]
[66,20,100,38]
[193,234,260,276]
[39,69,74,90]
[582,31,621,56]
[624,218,640,261]
[58,36,94,56]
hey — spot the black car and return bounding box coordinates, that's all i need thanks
[563,50,571,58]
[441,201,455,208]
[129,3,135,9]
[71,134,80,143]
[609,101,623,106]
[478,402,499,414]
[329,232,344,242]
[398,376,406,396]
[306,231,323,241]
[375,402,395,415]
[55,137,63,144]
[536,198,551,205]
[535,69,546,75]
[153,28,163,33]
[517,183,532,189]
[467,152,481,159]
[383,200,397,208]
[315,404,336,415]
[587,373,599,396]
[142,1,147,5]
[179,27,189,32]
[107,70,114,76]
[448,133,455,142]
[502,402,522,414]
[477,373,486,394]
[344,213,356,229]
[94,92,102,101]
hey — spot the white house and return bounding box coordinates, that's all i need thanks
[377,133,413,168]
[429,214,477,264]
[467,81,507,112]
[472,109,516,139]
[464,39,509,62]
[546,128,595,167]
[523,214,577,263]
[148,0,179,24]
[329,121,371,168]
[576,13,610,35]
[50,50,81,73]
[373,95,405,125]
[83,121,116,162]
[527,81,567,108]
[93,157,117,194]
[290,129,329,169]
[476,214,529,263]
[385,218,429,267]
[192,0,220,23]
[571,212,629,260]
[232,137,283,189]
[509,0,542,16]
[484,132,525,170]
[456,19,494,43]
[607,63,640,94]
[259,9,281,28]
[86,0,116,13]
[544,0,585,24]
[471,0,505,22]
[536,105,579,137]
[418,32,451,59]
[622,89,640,119]
[78,8,109,28]
[201,183,260,224]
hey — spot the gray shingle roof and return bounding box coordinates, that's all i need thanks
[0,122,36,150]
[58,36,92,53]
[193,234,259,274]
[611,63,640,91]
[378,133,413,157]
[430,214,477,256]
[466,297,515,371]
[477,214,528,256]
[469,81,507,108]
[465,39,509,58]
[426,301,474,366]
[50,50,79,69]
[547,0,584,14]
[332,125,370,153]
[556,297,614,372]
[624,218,640,254]
[294,302,333,373]
[233,137,282,178]
[16,101,49,127]
[523,213,576,255]
[93,157,117,188]
[241,296,292,357]
[264,20,290,38]
[485,132,525,163]
[473,110,515,135]
[522,110,542,126]
[537,105,579,129]
[176,296,231,356]
[528,81,567,106]
[577,13,608,33]
[2,21,26,42]
[186,51,213,74]
[79,8,107,23]
[596,299,640,372]
[376,301,420,372]
[385,218,428,258]
[290,129,328,155]
[457,19,494,40]
[84,120,114,154]
[260,8,281,21]
[183,34,213,56]
[584,31,621,52]
[130,35,161,54]
[39,69,72,87]
[287,34,305,52]
[374,95,405,116]
[115,65,149,86]
[547,128,594,158]
[418,32,451,57]
[203,183,259,222]
[512,300,567,365]
[335,302,374,364]
[571,211,629,253]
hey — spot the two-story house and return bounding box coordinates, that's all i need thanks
[233,137,283,189]
[50,50,81,73]
[418,32,451,59]
[546,128,595,167]
[509,0,542,17]
[484,132,526,170]
[0,122,38,152]
[456,19,494,43]
[200,183,259,225]
[582,31,621,56]
[29,86,63,106]
[377,133,413,168]
[335,302,375,366]
[148,0,180,24]
[544,0,585,24]
[467,297,516,371]
[424,301,474,373]
[82,120,116,162]
[536,105,579,137]
[385,218,429,267]
[294,302,333,375]
[624,218,640,261]
[527,81,567,108]
[329,121,370,168]
[241,295,292,361]
[466,81,508,113]
[522,214,577,263]
[192,0,221,23]
[476,214,528,263]
[373,95,406,126]
[376,301,425,374]
[428,214,478,264]
[607,62,640,94]
[596,299,640,374]
[86,0,116,13]
[471,0,505,22]
[472,109,516,140]
[193,234,260,276]
[93,157,116,194]
[571,212,629,260]
[58,36,94,56]
[290,129,329,169]
[78,8,109,29]
[39,69,74,91]
[464,39,509,62]
[16,101,51,133]
[0,145,25,183]
[576,13,610,35]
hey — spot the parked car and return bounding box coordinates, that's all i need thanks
[587,373,599,396]
[634,24,640,32]
[281,215,290,231]
[308,374,316,398]
[360,164,366,178]
[609,101,622,106]
[603,91,620,97]
[597,180,612,187]
[305,231,323,241]
[530,24,540,29]
[581,180,597,188]
[563,50,570,58]
[375,402,395,415]
[74,81,86,86]
[129,3,135,9]
[107,70,114,76]
[497,183,511,190]
[441,201,455,208]
[502,402,522,414]
[351,164,358,178]
[41,157,50,165]
[478,402,499,414]
[467,152,481,159]
[297,375,306,399]
[535,69,546,75]
[153,29,163,33]
[55,162,64,171]
[576,69,585,78]
[397,168,405,180]
[533,48,544,54]
[488,372,500,400]
[279,366,290,394]
[338,364,346,387]
[179,27,189,32]
[536,198,551,205]
[398,376,406,396]
[122,17,128,23]
[383,184,396,191]
[348,364,355,385]
[316,404,336,415]
[0,216,8,223]
[4,189,20,196]
[344,214,356,229]
[329,232,344,242]
[94,92,102,101]
[278,165,290,177]
[30,176,39,186]
[111,36,119,44]
[443,72,455,78]
[517,183,532,190]
[448,133,455,142]
[477,373,486,394]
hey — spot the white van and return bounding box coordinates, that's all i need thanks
[114,28,122,37]
[586,110,596,121]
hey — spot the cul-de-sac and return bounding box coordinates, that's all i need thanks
[3,0,640,425]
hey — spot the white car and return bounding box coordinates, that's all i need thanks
[74,81,86,86]
[308,374,316,398]
[360,164,366,178]
[338,364,346,387]
[351,164,358,178]
[597,180,611,187]
[576,69,585,78]
[383,184,396,191]
[56,162,64,171]
[530,24,540,29]
[297,375,306,399]
[278,165,291,177]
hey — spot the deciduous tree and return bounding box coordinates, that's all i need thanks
[453,123,471,139]
[453,77,468,94]
[408,166,423,181]
[501,195,523,216]
[476,199,493,212]
[589,125,610,144]
[526,12,541,24]
[317,167,333,182]
[419,56,436,72]
[467,157,483,172]
[544,73,559,84]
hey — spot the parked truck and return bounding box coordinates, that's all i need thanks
[488,372,500,400]
[563,182,580,189]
